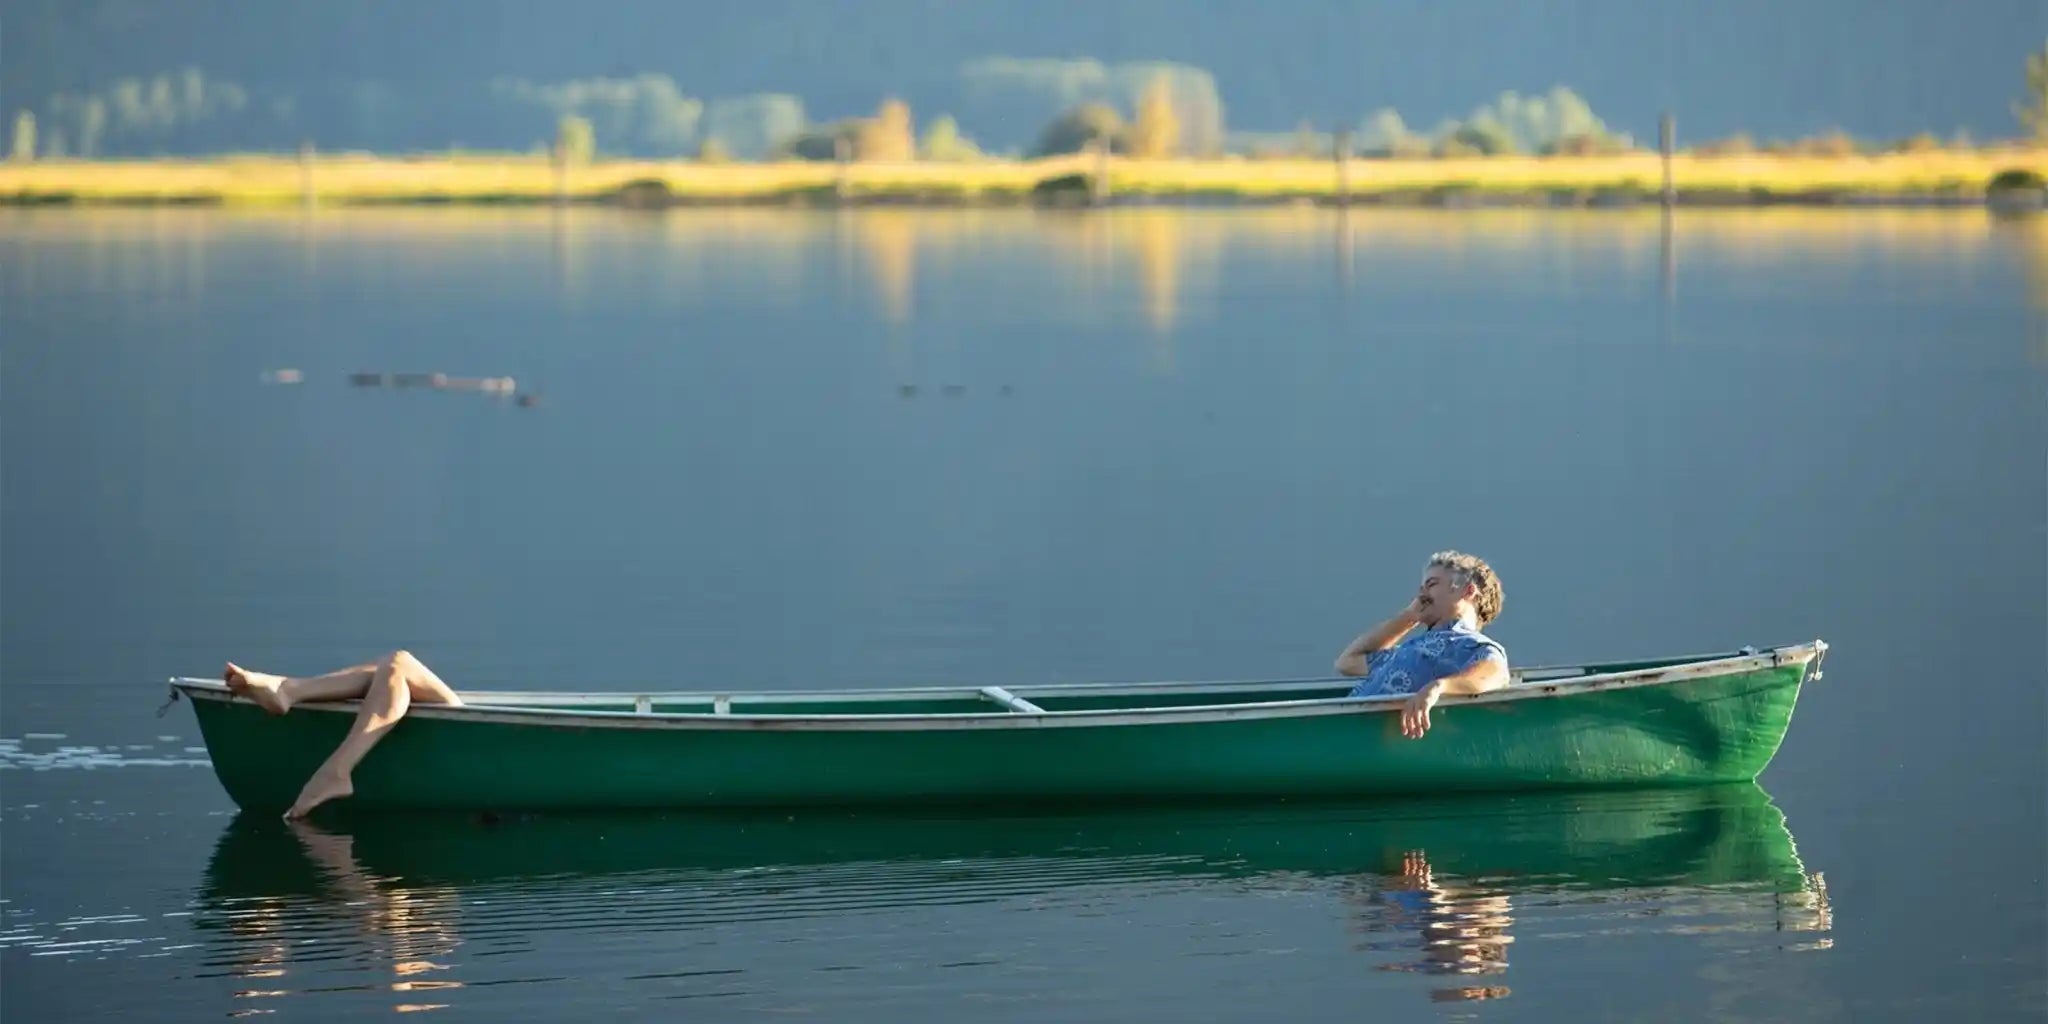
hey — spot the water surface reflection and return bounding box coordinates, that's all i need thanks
[190,785,1829,1013]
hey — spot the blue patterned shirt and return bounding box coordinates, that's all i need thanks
[1347,619,1508,698]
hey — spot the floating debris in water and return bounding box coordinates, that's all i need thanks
[897,383,1010,399]
[437,375,516,394]
[260,369,303,385]
[344,372,528,403]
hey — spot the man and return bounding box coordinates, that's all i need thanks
[1335,551,1509,739]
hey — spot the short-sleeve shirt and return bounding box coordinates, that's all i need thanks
[1346,619,1507,698]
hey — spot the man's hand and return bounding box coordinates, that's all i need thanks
[1400,681,1444,739]
[1336,603,1426,676]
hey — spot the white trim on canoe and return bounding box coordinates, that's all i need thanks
[169,640,1825,733]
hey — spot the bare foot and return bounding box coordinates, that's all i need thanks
[224,662,291,715]
[285,769,353,820]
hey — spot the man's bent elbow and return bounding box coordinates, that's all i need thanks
[1477,660,1512,692]
[1335,656,1365,677]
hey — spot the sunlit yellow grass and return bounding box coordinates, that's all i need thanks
[0,154,1076,202]
[2,148,2044,204]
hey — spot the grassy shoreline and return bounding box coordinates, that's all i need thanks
[3,149,2045,208]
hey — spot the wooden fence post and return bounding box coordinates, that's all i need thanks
[1089,138,1110,205]
[835,136,851,202]
[1335,129,1352,205]
[1659,112,1675,207]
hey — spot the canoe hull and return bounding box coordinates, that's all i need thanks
[185,660,1808,813]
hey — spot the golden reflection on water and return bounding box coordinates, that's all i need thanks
[217,823,465,1015]
[1993,212,2048,359]
[5,205,2038,351]
[853,210,917,328]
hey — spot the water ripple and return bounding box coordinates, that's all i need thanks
[3,785,1834,1014]
[0,734,211,770]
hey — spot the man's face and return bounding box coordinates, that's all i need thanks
[1415,566,1472,627]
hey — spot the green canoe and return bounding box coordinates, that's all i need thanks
[171,640,1826,814]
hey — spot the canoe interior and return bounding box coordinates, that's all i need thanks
[476,651,1728,716]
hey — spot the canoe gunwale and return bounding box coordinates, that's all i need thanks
[169,640,1824,734]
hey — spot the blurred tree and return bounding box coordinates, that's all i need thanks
[2018,41,2048,141]
[1543,132,1628,155]
[1126,77,1180,158]
[78,98,106,157]
[492,75,701,156]
[10,112,35,161]
[1434,134,1481,158]
[1106,62,1223,155]
[854,97,915,160]
[1290,119,1323,157]
[557,114,595,163]
[1452,87,1622,154]
[961,58,1223,155]
[1694,133,1756,156]
[1795,130,1858,156]
[779,125,853,161]
[46,69,253,156]
[701,94,806,159]
[918,115,983,160]
[1446,117,1515,155]
[1356,108,1420,156]
[1035,102,1123,156]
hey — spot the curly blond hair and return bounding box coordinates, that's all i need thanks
[1429,551,1504,626]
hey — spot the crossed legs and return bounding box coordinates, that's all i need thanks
[225,650,463,819]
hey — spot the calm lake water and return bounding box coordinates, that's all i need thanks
[2,205,2043,1021]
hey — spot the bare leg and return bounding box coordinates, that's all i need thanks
[285,650,460,820]
[391,653,462,708]
[226,662,376,715]
[227,652,463,716]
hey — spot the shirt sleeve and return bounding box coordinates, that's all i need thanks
[1441,635,1507,675]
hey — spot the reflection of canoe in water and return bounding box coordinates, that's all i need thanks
[172,642,1827,813]
[198,783,1823,908]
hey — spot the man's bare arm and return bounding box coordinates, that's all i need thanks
[1398,653,1510,739]
[1335,603,1422,676]
[1431,653,1510,695]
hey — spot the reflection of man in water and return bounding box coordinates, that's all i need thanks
[1366,849,1515,1002]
